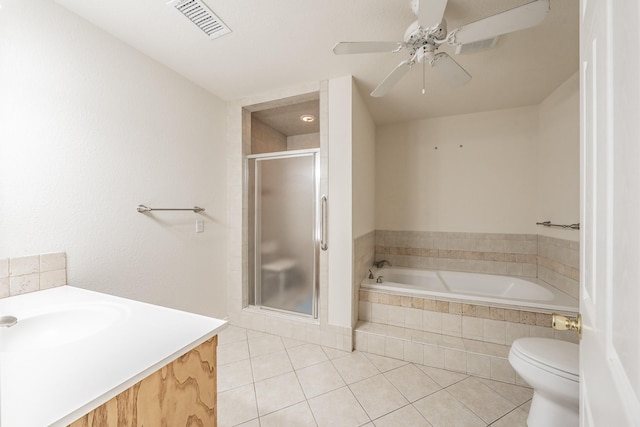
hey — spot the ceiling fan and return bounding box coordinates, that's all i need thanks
[333,0,550,97]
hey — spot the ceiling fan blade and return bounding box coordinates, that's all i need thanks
[371,60,413,97]
[418,0,448,30]
[453,0,549,45]
[332,41,405,55]
[431,53,471,87]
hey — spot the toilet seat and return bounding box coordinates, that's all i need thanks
[510,337,579,382]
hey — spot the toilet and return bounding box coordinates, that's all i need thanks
[509,337,579,427]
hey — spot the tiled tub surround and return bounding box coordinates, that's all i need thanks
[0,252,67,298]
[353,231,375,327]
[356,289,579,385]
[374,230,579,298]
[537,235,580,299]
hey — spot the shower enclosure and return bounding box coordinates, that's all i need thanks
[248,149,321,318]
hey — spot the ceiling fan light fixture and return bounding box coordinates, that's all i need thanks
[299,114,316,123]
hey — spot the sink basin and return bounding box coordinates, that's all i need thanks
[0,302,128,352]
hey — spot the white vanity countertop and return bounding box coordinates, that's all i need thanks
[0,286,227,427]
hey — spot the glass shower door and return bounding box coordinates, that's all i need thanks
[250,150,319,317]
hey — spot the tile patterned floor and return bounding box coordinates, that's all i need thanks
[217,326,532,427]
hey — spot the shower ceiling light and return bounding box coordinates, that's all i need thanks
[299,114,316,123]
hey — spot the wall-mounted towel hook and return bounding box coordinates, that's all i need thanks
[137,204,205,213]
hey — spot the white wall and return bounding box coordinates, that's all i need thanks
[537,73,580,241]
[376,107,539,234]
[375,74,580,237]
[327,76,353,328]
[352,83,376,239]
[0,0,228,317]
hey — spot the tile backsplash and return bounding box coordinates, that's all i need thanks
[0,252,67,298]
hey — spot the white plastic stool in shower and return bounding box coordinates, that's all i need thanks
[261,258,297,294]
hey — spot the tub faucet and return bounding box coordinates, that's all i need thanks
[376,276,384,283]
[374,260,392,268]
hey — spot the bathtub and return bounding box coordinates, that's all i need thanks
[362,266,578,312]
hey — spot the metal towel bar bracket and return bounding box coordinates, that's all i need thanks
[137,204,205,213]
[536,221,580,230]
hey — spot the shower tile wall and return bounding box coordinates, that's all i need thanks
[0,252,67,299]
[251,116,287,154]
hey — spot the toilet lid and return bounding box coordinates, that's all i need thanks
[511,337,579,380]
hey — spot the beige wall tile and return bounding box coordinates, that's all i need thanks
[435,300,449,313]
[483,320,506,345]
[490,358,516,383]
[462,317,483,341]
[10,255,39,276]
[385,337,404,359]
[462,304,477,317]
[506,322,530,345]
[529,325,554,339]
[504,309,520,323]
[554,329,580,344]
[520,311,537,325]
[423,345,445,368]
[359,301,372,321]
[368,334,385,355]
[489,307,505,321]
[467,353,491,378]
[40,269,66,290]
[422,311,442,334]
[0,278,9,298]
[442,313,462,337]
[387,306,405,327]
[405,308,423,330]
[444,349,467,373]
[40,252,66,272]
[404,341,424,364]
[9,273,39,295]
[371,303,389,324]
[448,302,462,315]
[476,305,491,319]
[535,313,552,327]
[400,296,412,308]
[0,259,8,279]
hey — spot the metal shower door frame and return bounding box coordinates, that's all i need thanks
[247,148,320,319]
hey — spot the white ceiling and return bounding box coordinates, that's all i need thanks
[55,0,579,125]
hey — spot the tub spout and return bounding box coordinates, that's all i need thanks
[374,260,392,268]
[376,276,384,283]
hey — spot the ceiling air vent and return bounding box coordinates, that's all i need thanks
[167,0,231,40]
[455,36,499,55]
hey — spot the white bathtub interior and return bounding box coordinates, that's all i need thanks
[363,266,578,313]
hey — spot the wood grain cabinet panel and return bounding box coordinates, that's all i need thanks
[69,336,217,427]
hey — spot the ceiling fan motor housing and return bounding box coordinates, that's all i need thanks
[404,19,447,61]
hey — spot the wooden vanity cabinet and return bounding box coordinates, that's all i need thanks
[69,336,218,427]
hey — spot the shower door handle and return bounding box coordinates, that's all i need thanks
[320,195,328,251]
